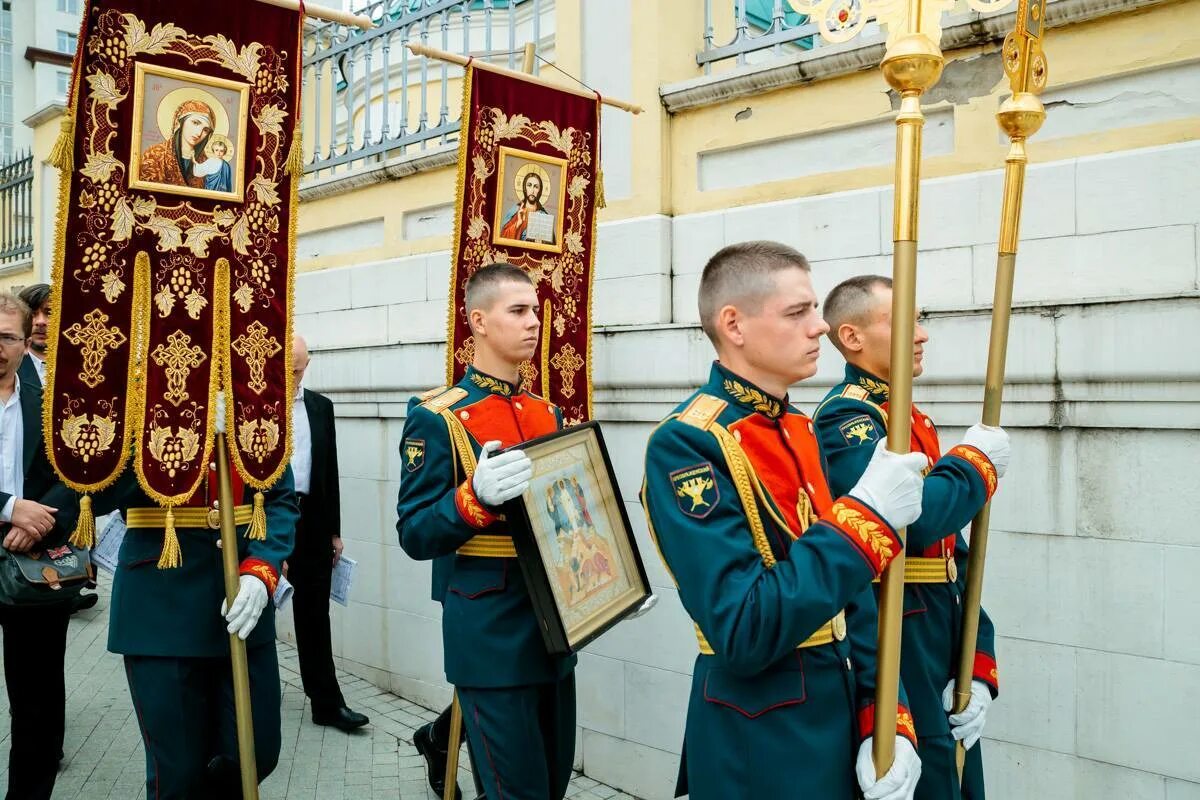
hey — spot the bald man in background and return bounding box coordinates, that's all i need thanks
[289,335,369,732]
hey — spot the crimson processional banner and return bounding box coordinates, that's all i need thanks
[446,65,601,424]
[44,0,302,552]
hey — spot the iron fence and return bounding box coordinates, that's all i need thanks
[0,150,32,267]
[302,0,554,178]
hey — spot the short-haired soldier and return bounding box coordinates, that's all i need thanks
[814,275,1011,800]
[641,242,927,800]
[396,263,575,800]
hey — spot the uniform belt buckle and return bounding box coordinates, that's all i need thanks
[207,508,221,530]
[946,556,958,582]
[831,612,847,642]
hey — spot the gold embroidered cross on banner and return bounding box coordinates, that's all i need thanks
[232,321,282,395]
[151,330,207,406]
[550,344,584,399]
[63,309,128,389]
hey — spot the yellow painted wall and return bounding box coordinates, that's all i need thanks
[669,0,1200,215]
[0,110,62,292]
[295,0,1200,272]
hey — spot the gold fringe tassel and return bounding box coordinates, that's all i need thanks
[596,168,606,209]
[245,492,267,541]
[157,506,182,569]
[68,494,95,549]
[285,130,303,177]
[48,114,75,172]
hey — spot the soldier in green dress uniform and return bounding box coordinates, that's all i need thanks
[96,459,297,797]
[641,242,928,800]
[814,275,1010,799]
[396,264,574,800]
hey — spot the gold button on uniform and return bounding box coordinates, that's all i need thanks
[460,411,470,420]
[515,401,523,411]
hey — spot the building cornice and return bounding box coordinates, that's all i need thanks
[660,0,1173,114]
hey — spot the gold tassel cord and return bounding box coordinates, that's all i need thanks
[68,494,95,549]
[48,114,75,171]
[284,130,304,178]
[596,168,606,210]
[157,505,182,569]
[246,492,267,541]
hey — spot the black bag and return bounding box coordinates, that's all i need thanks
[0,543,93,607]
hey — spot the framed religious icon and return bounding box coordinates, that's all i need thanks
[128,62,250,202]
[503,422,650,655]
[491,146,568,254]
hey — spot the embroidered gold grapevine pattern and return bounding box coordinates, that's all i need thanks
[456,98,595,423]
[78,11,291,313]
[70,12,294,481]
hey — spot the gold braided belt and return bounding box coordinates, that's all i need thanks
[696,610,847,655]
[126,505,253,531]
[873,556,958,584]
[457,534,518,558]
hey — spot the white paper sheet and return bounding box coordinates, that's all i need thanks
[92,514,125,573]
[330,555,356,606]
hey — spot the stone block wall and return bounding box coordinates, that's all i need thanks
[279,140,1200,799]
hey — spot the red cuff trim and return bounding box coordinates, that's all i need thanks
[974,651,999,695]
[948,445,998,499]
[455,480,499,530]
[240,558,279,596]
[825,498,902,577]
[857,704,918,746]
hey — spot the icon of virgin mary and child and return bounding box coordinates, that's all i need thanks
[138,97,234,194]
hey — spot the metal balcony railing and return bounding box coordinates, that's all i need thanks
[699,0,820,72]
[0,151,32,266]
[301,0,555,179]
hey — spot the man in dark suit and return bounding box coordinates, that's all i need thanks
[288,335,368,732]
[16,283,49,389]
[0,291,80,799]
[18,282,99,615]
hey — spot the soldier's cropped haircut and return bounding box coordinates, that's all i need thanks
[18,283,50,313]
[697,241,811,346]
[0,292,31,337]
[464,262,534,314]
[823,275,892,354]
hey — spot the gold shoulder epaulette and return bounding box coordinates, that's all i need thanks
[677,394,727,431]
[419,385,448,401]
[841,385,870,401]
[420,386,468,413]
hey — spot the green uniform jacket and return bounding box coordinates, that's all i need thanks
[814,363,1000,742]
[641,363,915,798]
[96,465,298,657]
[395,367,574,689]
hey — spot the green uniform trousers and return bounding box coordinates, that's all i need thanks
[124,645,281,799]
[914,733,986,800]
[458,674,576,800]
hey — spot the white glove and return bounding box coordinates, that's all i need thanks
[942,679,992,750]
[960,424,1010,479]
[472,440,533,507]
[222,574,269,640]
[626,594,658,620]
[848,440,928,530]
[856,736,922,800]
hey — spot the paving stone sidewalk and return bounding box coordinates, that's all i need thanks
[0,583,637,800]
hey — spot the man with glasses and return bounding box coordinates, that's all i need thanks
[0,291,80,799]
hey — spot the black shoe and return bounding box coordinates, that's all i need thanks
[414,720,462,800]
[70,592,98,614]
[312,705,369,732]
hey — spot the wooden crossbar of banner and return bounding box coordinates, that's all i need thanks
[251,0,374,29]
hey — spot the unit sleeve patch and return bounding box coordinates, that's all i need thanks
[839,415,881,446]
[402,438,426,472]
[670,463,720,519]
